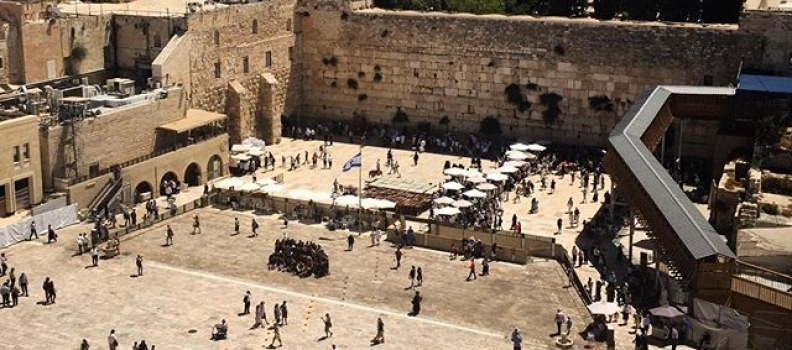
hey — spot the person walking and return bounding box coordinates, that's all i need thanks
[251,219,259,237]
[322,313,333,338]
[566,314,573,335]
[269,322,282,348]
[19,272,28,297]
[372,317,385,344]
[192,215,201,234]
[165,225,174,246]
[466,259,477,281]
[511,328,523,350]
[80,339,90,350]
[91,246,99,267]
[29,221,38,240]
[47,224,58,244]
[108,329,119,350]
[274,302,282,325]
[242,291,251,315]
[413,151,419,166]
[408,266,416,289]
[410,291,422,316]
[556,218,562,235]
[555,309,564,335]
[77,233,86,255]
[280,301,288,325]
[136,255,144,276]
[347,234,355,251]
[416,267,423,286]
[394,247,403,269]
[234,217,240,235]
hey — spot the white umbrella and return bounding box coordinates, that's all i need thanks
[507,152,531,161]
[452,199,473,208]
[248,146,265,157]
[504,160,527,168]
[361,198,383,210]
[476,183,497,191]
[288,189,317,200]
[214,177,245,190]
[231,154,251,162]
[587,301,621,315]
[434,196,455,205]
[497,166,519,173]
[505,150,526,157]
[256,178,278,186]
[261,184,284,194]
[463,189,487,198]
[443,168,467,176]
[649,305,685,319]
[466,176,486,184]
[486,172,508,182]
[238,182,262,193]
[436,207,461,216]
[510,143,530,151]
[463,169,483,178]
[441,181,465,191]
[374,199,397,209]
[335,195,360,207]
[526,143,546,152]
[231,144,251,153]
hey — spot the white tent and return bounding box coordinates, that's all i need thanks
[503,160,527,168]
[526,143,547,152]
[436,207,461,215]
[231,144,251,153]
[441,181,465,191]
[463,169,483,178]
[256,178,278,186]
[443,168,467,176]
[486,172,508,182]
[335,195,361,207]
[496,166,519,173]
[238,182,262,193]
[434,196,455,205]
[466,176,486,184]
[288,189,318,200]
[510,143,530,151]
[463,189,487,198]
[587,301,621,315]
[261,184,284,194]
[248,146,265,157]
[214,177,245,190]
[452,199,473,208]
[362,198,397,210]
[476,183,497,191]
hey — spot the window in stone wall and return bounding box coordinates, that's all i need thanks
[12,145,20,163]
[154,34,162,48]
[265,51,272,67]
[0,57,3,68]
[214,61,221,78]
[243,56,250,74]
[252,20,259,34]
[22,143,29,160]
[286,19,292,32]
[703,75,714,86]
[288,47,293,61]
[214,30,220,46]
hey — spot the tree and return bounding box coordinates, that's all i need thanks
[701,0,743,23]
[547,0,587,17]
[504,0,544,15]
[659,0,701,22]
[592,0,619,19]
[446,0,505,14]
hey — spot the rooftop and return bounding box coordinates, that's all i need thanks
[58,0,230,17]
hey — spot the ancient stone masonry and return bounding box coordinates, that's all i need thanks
[301,6,765,145]
[186,0,302,144]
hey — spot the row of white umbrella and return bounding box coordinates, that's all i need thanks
[510,142,547,152]
[214,177,284,194]
[334,195,397,210]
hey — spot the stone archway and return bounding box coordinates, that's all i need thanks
[160,171,179,196]
[134,181,153,203]
[207,154,223,181]
[184,162,202,187]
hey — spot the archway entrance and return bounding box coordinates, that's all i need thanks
[134,181,153,203]
[160,171,179,196]
[184,163,202,187]
[207,154,223,181]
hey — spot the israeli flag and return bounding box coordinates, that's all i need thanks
[342,153,362,172]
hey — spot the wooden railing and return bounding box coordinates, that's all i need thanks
[731,276,792,311]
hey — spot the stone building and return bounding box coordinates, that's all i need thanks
[0,114,43,216]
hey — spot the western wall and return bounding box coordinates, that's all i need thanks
[298,2,776,145]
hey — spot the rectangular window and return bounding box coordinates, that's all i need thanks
[22,143,29,160]
[704,75,714,86]
[243,56,250,74]
[214,61,221,79]
[288,47,293,61]
[13,145,20,163]
[265,51,272,67]
[0,57,4,68]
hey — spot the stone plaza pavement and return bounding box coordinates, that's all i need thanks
[0,206,594,350]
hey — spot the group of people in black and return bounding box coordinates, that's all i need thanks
[268,238,329,278]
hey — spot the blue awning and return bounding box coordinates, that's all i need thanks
[737,74,792,95]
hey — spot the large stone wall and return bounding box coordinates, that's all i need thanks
[40,89,188,190]
[741,11,792,77]
[186,0,301,144]
[113,14,187,73]
[300,8,764,144]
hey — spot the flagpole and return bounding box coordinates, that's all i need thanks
[358,144,363,236]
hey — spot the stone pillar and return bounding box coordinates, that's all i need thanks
[259,73,282,144]
[227,81,253,144]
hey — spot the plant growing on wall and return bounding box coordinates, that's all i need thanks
[553,44,565,55]
[588,95,613,112]
[373,72,383,83]
[505,83,531,112]
[539,92,563,126]
[439,115,451,131]
[358,94,367,101]
[526,82,539,91]
[70,43,88,62]
[322,56,338,67]
[392,107,409,125]
[347,78,358,90]
[358,71,366,78]
[479,116,501,136]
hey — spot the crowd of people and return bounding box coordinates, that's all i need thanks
[268,238,329,278]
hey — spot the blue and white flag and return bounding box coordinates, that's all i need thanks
[342,153,362,172]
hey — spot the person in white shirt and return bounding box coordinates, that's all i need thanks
[108,329,118,350]
[77,234,85,255]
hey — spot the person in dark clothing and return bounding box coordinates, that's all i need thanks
[347,235,355,251]
[19,273,28,296]
[243,291,251,315]
[410,291,422,316]
[395,247,403,269]
[47,225,57,244]
[80,339,90,350]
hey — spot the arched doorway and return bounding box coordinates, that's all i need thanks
[134,181,153,203]
[160,171,179,196]
[184,163,202,187]
[207,154,223,181]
